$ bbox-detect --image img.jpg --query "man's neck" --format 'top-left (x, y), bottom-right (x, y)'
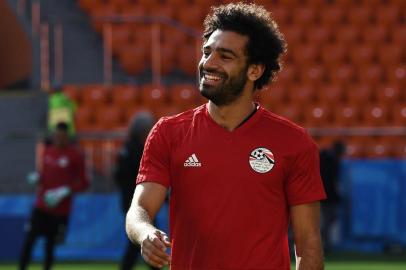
top-left (207, 96), bottom-right (256, 132)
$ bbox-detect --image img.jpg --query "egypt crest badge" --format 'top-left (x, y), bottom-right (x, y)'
top-left (249, 147), bottom-right (275, 173)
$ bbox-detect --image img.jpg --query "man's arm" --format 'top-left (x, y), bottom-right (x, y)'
top-left (126, 182), bottom-right (171, 268)
top-left (290, 201), bottom-right (324, 270)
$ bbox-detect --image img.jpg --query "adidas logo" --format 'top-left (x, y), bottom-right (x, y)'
top-left (184, 154), bottom-right (202, 167)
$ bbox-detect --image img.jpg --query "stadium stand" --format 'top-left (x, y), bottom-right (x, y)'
top-left (59, 0), bottom-right (406, 174)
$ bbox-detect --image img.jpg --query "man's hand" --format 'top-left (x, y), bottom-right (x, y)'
top-left (140, 230), bottom-right (171, 268)
top-left (44, 186), bottom-right (71, 208)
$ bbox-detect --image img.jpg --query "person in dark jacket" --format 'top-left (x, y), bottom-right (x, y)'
top-left (320, 140), bottom-right (346, 253)
top-left (114, 111), bottom-right (159, 270)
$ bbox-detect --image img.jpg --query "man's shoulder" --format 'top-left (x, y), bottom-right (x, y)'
top-left (259, 107), bottom-right (317, 154)
top-left (157, 104), bottom-right (206, 129)
top-left (260, 107), bottom-right (308, 137)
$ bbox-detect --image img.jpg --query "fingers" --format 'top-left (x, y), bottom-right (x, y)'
top-left (141, 231), bottom-right (171, 268)
top-left (157, 231), bottom-right (172, 247)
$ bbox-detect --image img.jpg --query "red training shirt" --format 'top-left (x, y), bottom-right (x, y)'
top-left (35, 144), bottom-right (89, 216)
top-left (137, 104), bottom-right (326, 270)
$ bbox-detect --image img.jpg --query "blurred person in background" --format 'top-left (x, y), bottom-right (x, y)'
top-left (320, 140), bottom-right (346, 253)
top-left (47, 86), bottom-right (76, 139)
top-left (126, 3), bottom-right (325, 270)
top-left (114, 111), bottom-right (159, 270)
top-left (19, 122), bottom-right (89, 270)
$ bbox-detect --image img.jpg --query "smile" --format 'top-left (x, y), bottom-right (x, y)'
top-left (203, 72), bottom-right (223, 82)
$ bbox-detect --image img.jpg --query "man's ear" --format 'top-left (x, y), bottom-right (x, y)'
top-left (247, 64), bottom-right (265, 82)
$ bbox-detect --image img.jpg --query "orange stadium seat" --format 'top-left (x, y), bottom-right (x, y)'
top-left (153, 103), bottom-right (183, 119)
top-left (160, 42), bottom-right (176, 75)
top-left (282, 25), bottom-right (303, 45)
top-left (176, 5), bottom-right (204, 30)
top-left (259, 83), bottom-right (288, 109)
top-left (305, 25), bottom-right (331, 45)
top-left (346, 6), bottom-right (373, 26)
top-left (299, 64), bottom-right (325, 85)
top-left (194, 0), bottom-right (218, 7)
top-left (328, 64), bottom-right (355, 85)
top-left (81, 85), bottom-right (110, 108)
top-left (78, 0), bottom-right (100, 13)
top-left (375, 5), bottom-right (401, 27)
top-left (118, 43), bottom-right (149, 75)
top-left (166, 0), bottom-right (189, 5)
top-left (288, 84), bottom-right (316, 106)
top-left (361, 25), bottom-right (389, 43)
top-left (75, 106), bottom-right (97, 131)
top-left (303, 103), bottom-right (332, 127)
top-left (133, 25), bottom-right (152, 45)
top-left (319, 6), bottom-right (344, 27)
top-left (304, 0), bottom-right (325, 8)
top-left (364, 137), bottom-right (393, 158)
top-left (118, 4), bottom-right (147, 17)
top-left (349, 44), bottom-right (376, 67)
top-left (124, 105), bottom-right (152, 124)
top-left (90, 3), bottom-right (119, 33)
top-left (111, 84), bottom-right (139, 107)
top-left (63, 85), bottom-right (81, 104)
top-left (291, 6), bottom-right (318, 26)
top-left (345, 137), bottom-right (367, 158)
top-left (346, 83), bottom-right (374, 105)
top-left (359, 0), bottom-right (382, 6)
top-left (391, 103), bottom-right (406, 126)
top-left (386, 65), bottom-right (406, 84)
top-left (161, 25), bottom-right (188, 45)
top-left (140, 84), bottom-right (167, 108)
top-left (393, 137), bottom-right (406, 158)
top-left (334, 25), bottom-right (361, 44)
top-left (169, 83), bottom-right (199, 110)
top-left (94, 105), bottom-right (125, 130)
top-left (375, 84), bottom-right (402, 106)
top-left (109, 0), bottom-right (130, 6)
top-left (270, 6), bottom-right (290, 25)
top-left (321, 44), bottom-right (347, 67)
top-left (332, 104), bottom-right (361, 127)
top-left (388, 0), bottom-right (406, 8)
top-left (276, 103), bottom-right (303, 124)
top-left (277, 64), bottom-right (298, 84)
top-left (357, 65), bottom-right (384, 85)
top-left (361, 104), bottom-right (390, 126)
top-left (332, 0), bottom-right (353, 8)
top-left (111, 24), bottom-right (133, 55)
top-left (391, 26), bottom-right (406, 44)
top-left (292, 44), bottom-right (319, 65)
top-left (149, 4), bottom-right (175, 19)
top-left (137, 0), bottom-right (160, 9)
top-left (378, 44), bottom-right (403, 66)
top-left (177, 43), bottom-right (199, 77)
top-left (317, 83), bottom-right (344, 106)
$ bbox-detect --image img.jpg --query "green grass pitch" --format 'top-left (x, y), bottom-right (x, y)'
top-left (2, 254), bottom-right (406, 270)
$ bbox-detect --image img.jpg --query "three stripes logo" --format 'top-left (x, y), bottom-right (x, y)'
top-left (184, 154), bottom-right (201, 167)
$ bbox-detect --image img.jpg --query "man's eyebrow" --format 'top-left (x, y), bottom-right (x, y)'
top-left (202, 45), bottom-right (239, 58)
top-left (216, 47), bottom-right (239, 58)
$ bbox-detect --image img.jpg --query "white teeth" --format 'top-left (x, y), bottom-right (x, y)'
top-left (204, 74), bottom-right (221, 81)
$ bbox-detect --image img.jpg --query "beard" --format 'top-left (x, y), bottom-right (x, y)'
top-left (198, 65), bottom-right (248, 106)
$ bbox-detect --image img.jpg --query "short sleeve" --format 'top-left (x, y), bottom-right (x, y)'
top-left (285, 137), bottom-right (326, 205)
top-left (136, 118), bottom-right (171, 188)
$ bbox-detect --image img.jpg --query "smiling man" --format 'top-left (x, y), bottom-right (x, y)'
top-left (126, 3), bottom-right (326, 270)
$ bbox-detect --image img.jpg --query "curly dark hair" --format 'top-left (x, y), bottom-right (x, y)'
top-left (203, 2), bottom-right (287, 90)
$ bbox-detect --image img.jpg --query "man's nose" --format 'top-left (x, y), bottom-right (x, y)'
top-left (202, 53), bottom-right (219, 71)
